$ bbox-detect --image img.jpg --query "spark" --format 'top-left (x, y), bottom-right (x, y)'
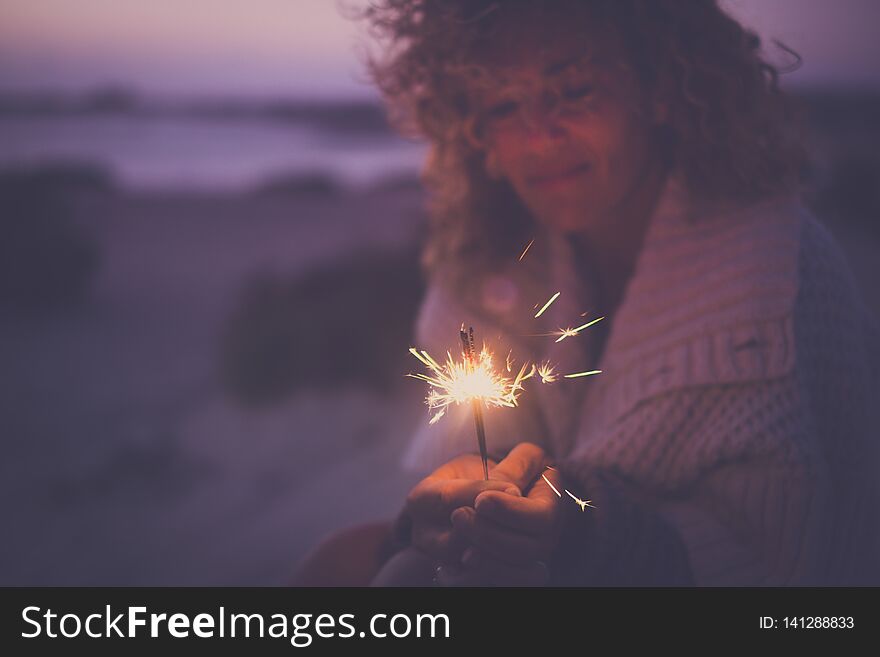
top-left (542, 473), bottom-right (562, 498)
top-left (537, 362), bottom-right (557, 384)
top-left (563, 370), bottom-right (602, 378)
top-left (573, 317), bottom-right (605, 332)
top-left (518, 238), bottom-right (535, 262)
top-left (534, 292), bottom-right (561, 318)
top-left (553, 316), bottom-right (605, 342)
top-left (565, 489), bottom-right (596, 511)
top-left (544, 469), bottom-right (596, 512)
top-left (553, 327), bottom-right (580, 343)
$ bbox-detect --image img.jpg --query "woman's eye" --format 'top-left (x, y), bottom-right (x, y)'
top-left (562, 84), bottom-right (593, 101)
top-left (486, 100), bottom-right (519, 119)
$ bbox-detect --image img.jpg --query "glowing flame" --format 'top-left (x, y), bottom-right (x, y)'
top-left (408, 346), bottom-right (536, 418)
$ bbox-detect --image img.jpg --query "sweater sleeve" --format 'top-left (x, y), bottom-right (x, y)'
top-left (552, 374), bottom-right (841, 586)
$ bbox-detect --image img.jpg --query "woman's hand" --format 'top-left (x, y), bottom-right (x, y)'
top-left (405, 453), bottom-right (520, 564)
top-left (436, 443), bottom-right (565, 586)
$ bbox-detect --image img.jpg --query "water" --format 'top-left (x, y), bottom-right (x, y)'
top-left (0, 114), bottom-right (427, 192)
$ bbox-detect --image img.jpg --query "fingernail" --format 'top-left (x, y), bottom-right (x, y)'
top-left (504, 486), bottom-right (521, 497)
top-left (437, 563), bottom-right (460, 582)
top-left (474, 495), bottom-right (493, 513)
top-left (451, 507), bottom-right (470, 527)
top-left (461, 547), bottom-right (477, 566)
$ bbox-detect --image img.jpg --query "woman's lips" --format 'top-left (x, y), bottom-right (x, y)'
top-left (526, 163), bottom-right (591, 189)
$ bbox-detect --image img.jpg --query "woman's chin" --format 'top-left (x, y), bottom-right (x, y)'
top-left (533, 208), bottom-right (602, 235)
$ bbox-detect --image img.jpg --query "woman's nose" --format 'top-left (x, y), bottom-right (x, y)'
top-left (520, 94), bottom-right (566, 139)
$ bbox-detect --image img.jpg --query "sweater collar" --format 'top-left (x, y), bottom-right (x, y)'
top-left (531, 172), bottom-right (803, 449)
top-left (603, 172), bottom-right (801, 362)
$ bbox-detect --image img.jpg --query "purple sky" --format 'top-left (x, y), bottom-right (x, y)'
top-left (0, 0), bottom-right (878, 99)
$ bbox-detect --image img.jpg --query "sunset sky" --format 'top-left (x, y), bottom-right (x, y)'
top-left (0, 0), bottom-right (878, 99)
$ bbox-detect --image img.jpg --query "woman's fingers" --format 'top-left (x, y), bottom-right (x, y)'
top-left (407, 477), bottom-right (518, 520)
top-left (489, 442), bottom-right (548, 491)
top-left (435, 549), bottom-right (549, 587)
top-left (404, 453), bottom-right (536, 565)
top-left (407, 477), bottom-right (520, 562)
top-left (433, 453), bottom-right (498, 480)
top-left (473, 465), bottom-right (562, 534)
top-left (411, 523), bottom-right (469, 563)
top-left (450, 506), bottom-right (552, 565)
top-left (473, 488), bottom-right (556, 535)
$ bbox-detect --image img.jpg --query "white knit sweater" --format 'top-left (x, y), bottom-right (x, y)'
top-left (403, 173), bottom-right (880, 586)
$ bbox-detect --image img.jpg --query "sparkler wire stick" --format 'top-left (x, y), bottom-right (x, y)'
top-left (460, 326), bottom-right (490, 480)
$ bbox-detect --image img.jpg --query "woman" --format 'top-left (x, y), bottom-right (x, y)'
top-left (295, 0), bottom-right (880, 586)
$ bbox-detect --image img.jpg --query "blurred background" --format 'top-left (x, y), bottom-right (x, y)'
top-left (0, 0), bottom-right (878, 584)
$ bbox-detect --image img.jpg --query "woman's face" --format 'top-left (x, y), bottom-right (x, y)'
top-left (472, 27), bottom-right (666, 234)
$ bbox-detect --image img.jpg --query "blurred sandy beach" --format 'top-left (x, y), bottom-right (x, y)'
top-left (0, 124), bottom-right (429, 583)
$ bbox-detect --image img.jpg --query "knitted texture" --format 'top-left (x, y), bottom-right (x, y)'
top-left (403, 173), bottom-right (880, 585)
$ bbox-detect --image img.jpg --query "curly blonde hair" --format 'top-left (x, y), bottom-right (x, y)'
top-left (359, 0), bottom-right (806, 275)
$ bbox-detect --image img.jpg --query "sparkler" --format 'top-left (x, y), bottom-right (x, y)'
top-left (407, 237), bottom-right (606, 502)
top-left (407, 329), bottom-right (537, 480)
top-left (461, 326), bottom-right (490, 480)
top-left (408, 334), bottom-right (601, 506)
